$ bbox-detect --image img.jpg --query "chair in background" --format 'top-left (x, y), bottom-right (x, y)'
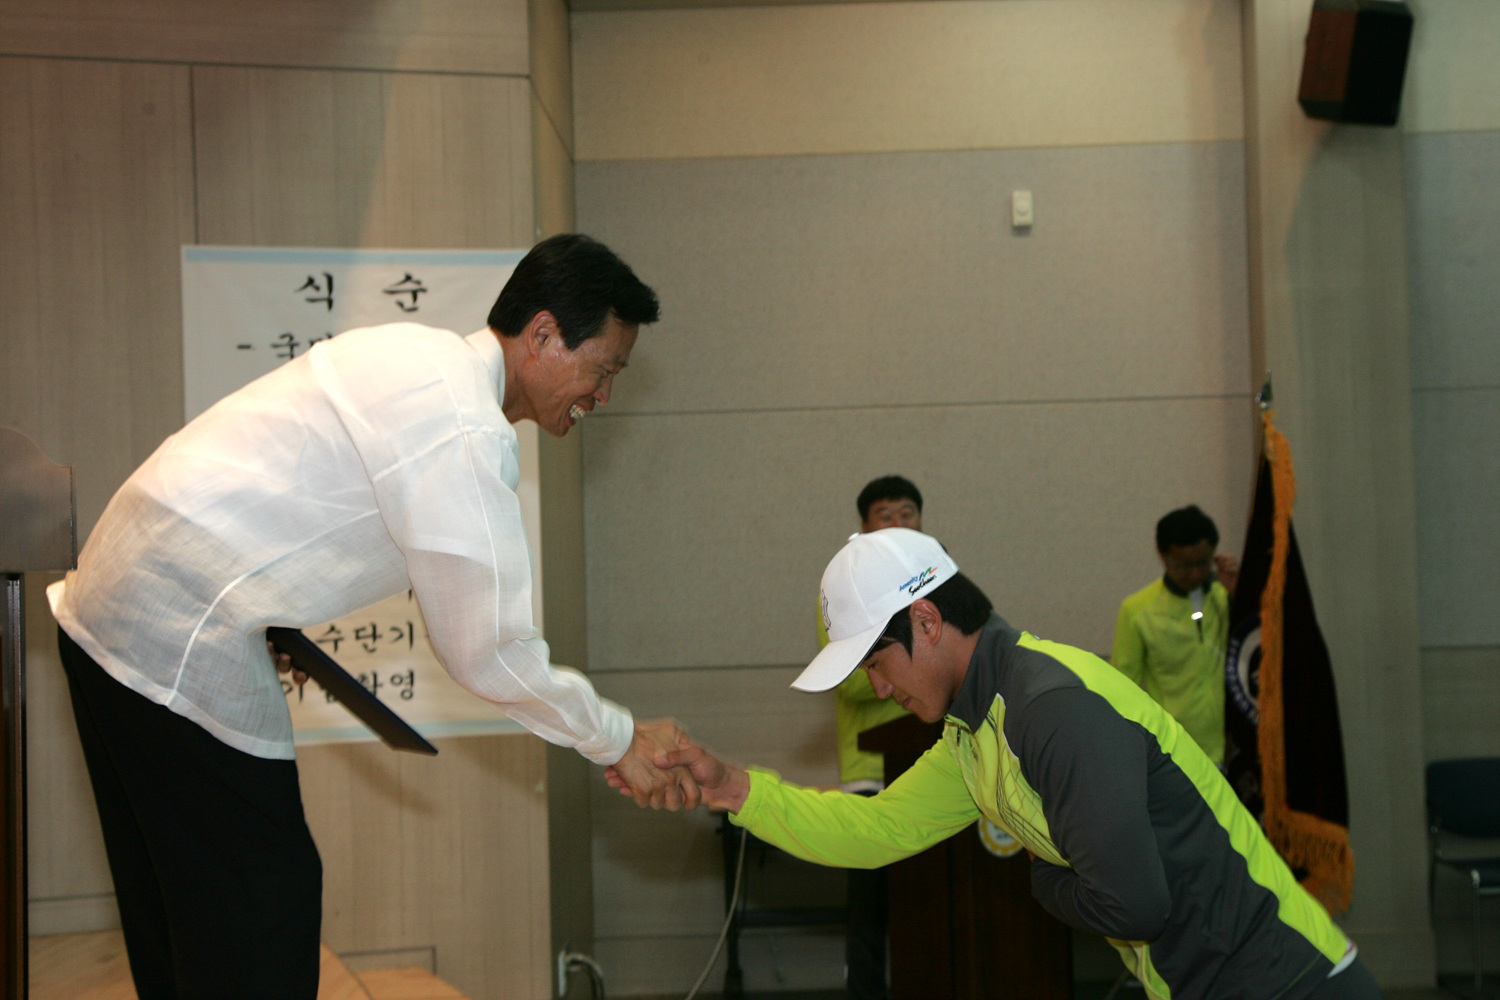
top-left (1427, 757), bottom-right (1500, 998)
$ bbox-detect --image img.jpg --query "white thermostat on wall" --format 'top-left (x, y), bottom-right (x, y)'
top-left (1012, 189), bottom-right (1034, 229)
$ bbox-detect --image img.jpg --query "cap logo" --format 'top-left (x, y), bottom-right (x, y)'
top-left (820, 591), bottom-right (832, 632)
top-left (901, 566), bottom-right (939, 597)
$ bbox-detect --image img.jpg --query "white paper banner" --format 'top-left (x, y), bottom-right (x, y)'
top-left (182, 246), bottom-right (536, 744)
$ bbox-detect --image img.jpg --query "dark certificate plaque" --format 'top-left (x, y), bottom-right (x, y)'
top-left (267, 626), bottom-right (438, 756)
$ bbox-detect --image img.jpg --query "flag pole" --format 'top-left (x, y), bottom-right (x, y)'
top-left (1252, 384), bottom-right (1355, 915)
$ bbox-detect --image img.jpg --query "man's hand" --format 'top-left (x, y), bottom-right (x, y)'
top-left (607, 720), bottom-right (702, 811)
top-left (267, 640), bottom-right (308, 686)
top-left (636, 738), bottom-right (752, 813)
top-left (1214, 553), bottom-right (1240, 600)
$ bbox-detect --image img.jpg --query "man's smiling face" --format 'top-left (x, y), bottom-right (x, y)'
top-left (524, 314), bottom-right (637, 436)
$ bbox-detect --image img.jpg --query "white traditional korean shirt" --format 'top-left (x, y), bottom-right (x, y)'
top-left (49, 323), bottom-right (633, 762)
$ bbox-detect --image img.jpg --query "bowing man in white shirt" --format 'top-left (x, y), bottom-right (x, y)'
top-left (47, 233), bottom-right (692, 1000)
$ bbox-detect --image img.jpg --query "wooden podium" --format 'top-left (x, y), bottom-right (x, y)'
top-left (861, 715), bottom-right (1072, 1000)
top-left (1, 428), bottom-right (77, 1000)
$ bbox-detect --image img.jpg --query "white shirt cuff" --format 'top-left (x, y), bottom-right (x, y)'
top-left (575, 699), bottom-right (634, 765)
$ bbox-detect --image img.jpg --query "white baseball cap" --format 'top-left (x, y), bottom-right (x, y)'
top-left (793, 528), bottom-right (959, 692)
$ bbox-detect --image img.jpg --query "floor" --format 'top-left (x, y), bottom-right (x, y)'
top-left (32, 929), bottom-right (1484, 1000)
top-left (639, 987), bottom-right (1466, 1000)
top-left (29, 929), bottom-right (469, 1000)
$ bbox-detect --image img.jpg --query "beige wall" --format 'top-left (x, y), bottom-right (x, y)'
top-left (1402, 0), bottom-right (1500, 135)
top-left (573, 0), bottom-right (1263, 993)
top-left (1401, 0), bottom-right (1500, 975)
top-left (575, 0), bottom-right (1243, 159)
top-left (1, 2), bottom-right (580, 998)
top-left (574, 0), bottom-right (1476, 991)
top-left (1403, 0), bottom-right (1500, 768)
top-left (1241, 0), bottom-right (1429, 985)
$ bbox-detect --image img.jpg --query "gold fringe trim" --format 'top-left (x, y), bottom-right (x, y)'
top-left (1257, 414), bottom-right (1355, 915)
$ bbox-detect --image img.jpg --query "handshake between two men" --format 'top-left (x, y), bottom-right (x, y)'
top-left (607, 723), bottom-right (746, 812)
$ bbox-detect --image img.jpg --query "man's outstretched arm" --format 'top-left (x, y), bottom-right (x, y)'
top-left (612, 737), bottom-right (978, 872)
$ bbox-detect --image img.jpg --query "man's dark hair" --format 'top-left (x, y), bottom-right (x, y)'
top-left (856, 475), bottom-right (924, 522)
top-left (488, 233), bottom-right (660, 349)
top-left (873, 572), bottom-right (992, 656)
top-left (1156, 505), bottom-right (1219, 553)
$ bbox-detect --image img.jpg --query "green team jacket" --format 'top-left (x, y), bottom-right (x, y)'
top-left (1111, 577), bottom-right (1229, 764)
top-left (732, 613), bottom-right (1351, 1000)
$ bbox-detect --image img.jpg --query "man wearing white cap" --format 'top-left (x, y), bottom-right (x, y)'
top-left (627, 528), bottom-right (1381, 1000)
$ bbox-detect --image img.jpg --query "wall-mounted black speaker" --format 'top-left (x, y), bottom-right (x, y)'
top-left (1298, 0), bottom-right (1413, 126)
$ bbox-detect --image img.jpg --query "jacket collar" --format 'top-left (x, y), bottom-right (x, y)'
top-left (947, 611), bottom-right (1019, 731)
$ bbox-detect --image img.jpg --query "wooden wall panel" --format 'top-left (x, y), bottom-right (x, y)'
top-left (22, 579), bottom-right (118, 935)
top-left (533, 92), bottom-right (577, 245)
top-left (0, 56), bottom-right (196, 530)
top-left (529, 0), bottom-right (574, 161)
top-left (194, 66), bottom-right (533, 251)
top-left (1, 55), bottom-right (196, 932)
top-left (0, 0), bottom-right (528, 77)
top-left (300, 735), bottom-right (552, 1000)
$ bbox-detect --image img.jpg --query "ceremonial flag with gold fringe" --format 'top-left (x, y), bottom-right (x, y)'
top-left (1223, 409), bottom-right (1354, 914)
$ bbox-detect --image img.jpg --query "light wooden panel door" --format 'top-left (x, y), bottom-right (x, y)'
top-left (1, 55), bottom-right (196, 934)
top-left (0, 0), bottom-right (529, 77)
top-left (0, 55), bottom-right (196, 527)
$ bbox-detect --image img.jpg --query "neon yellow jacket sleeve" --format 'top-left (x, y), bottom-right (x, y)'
top-left (731, 740), bottom-right (980, 869)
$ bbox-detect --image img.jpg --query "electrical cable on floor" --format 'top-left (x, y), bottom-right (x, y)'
top-left (683, 823), bottom-right (748, 1000)
top-left (565, 951), bottom-right (607, 1000)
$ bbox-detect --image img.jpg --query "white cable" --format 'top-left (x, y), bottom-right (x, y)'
top-left (684, 823), bottom-right (749, 1000)
top-left (562, 951), bottom-right (606, 1000)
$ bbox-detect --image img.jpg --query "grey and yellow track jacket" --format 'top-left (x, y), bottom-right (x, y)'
top-left (731, 614), bottom-right (1353, 1000)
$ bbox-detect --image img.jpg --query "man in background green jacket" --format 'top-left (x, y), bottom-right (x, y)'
top-left (1111, 505), bottom-right (1238, 765)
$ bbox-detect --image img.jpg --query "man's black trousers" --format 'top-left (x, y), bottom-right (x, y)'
top-left (58, 627), bottom-right (322, 1000)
